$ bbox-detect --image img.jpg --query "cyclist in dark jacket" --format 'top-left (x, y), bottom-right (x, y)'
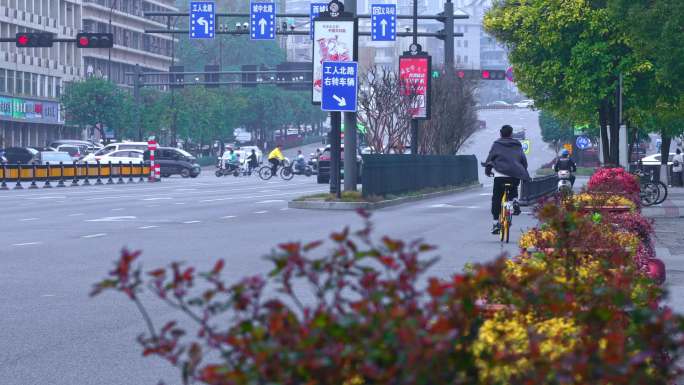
top-left (484, 125), bottom-right (531, 235)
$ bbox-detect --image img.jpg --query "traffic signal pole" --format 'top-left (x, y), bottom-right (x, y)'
top-left (410, 0), bottom-right (420, 155)
top-left (343, 0), bottom-right (358, 192)
top-left (443, 0), bottom-right (455, 73)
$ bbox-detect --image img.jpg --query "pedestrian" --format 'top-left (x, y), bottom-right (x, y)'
top-left (673, 149), bottom-right (683, 187)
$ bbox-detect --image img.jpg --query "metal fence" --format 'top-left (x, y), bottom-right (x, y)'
top-left (519, 175), bottom-right (558, 206)
top-left (0, 162), bottom-right (152, 189)
top-left (361, 154), bottom-right (479, 198)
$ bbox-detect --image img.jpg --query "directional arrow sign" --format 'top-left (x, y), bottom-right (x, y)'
top-left (321, 61), bottom-right (358, 112)
top-left (371, 4), bottom-right (396, 42)
top-left (189, 2), bottom-right (215, 39)
top-left (250, 2), bottom-right (276, 40)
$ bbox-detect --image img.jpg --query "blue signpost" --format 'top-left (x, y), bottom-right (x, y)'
top-left (371, 4), bottom-right (396, 41)
top-left (576, 135), bottom-right (592, 150)
top-left (321, 61), bottom-right (358, 112)
top-left (189, 1), bottom-right (215, 39)
top-left (250, 2), bottom-right (276, 40)
top-left (310, 3), bottom-right (327, 39)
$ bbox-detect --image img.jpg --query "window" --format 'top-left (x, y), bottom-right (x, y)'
top-left (15, 71), bottom-right (23, 94)
top-left (24, 72), bottom-right (31, 95)
top-left (464, 55), bottom-right (468, 63)
top-left (31, 73), bottom-right (37, 97)
top-left (464, 40), bottom-right (468, 48)
top-left (0, 69), bottom-right (5, 93)
top-left (456, 55), bottom-right (461, 64)
top-left (7, 70), bottom-right (14, 94)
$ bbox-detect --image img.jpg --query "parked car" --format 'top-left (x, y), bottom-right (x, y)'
top-left (144, 147), bottom-right (201, 178)
top-left (93, 149), bottom-right (145, 165)
top-left (640, 153), bottom-right (675, 166)
top-left (48, 139), bottom-right (102, 154)
top-left (514, 99), bottom-right (534, 108)
top-left (485, 100), bottom-right (511, 108)
top-left (3, 147), bottom-right (39, 164)
top-left (81, 141), bottom-right (149, 163)
top-left (53, 144), bottom-right (84, 161)
top-left (37, 151), bottom-right (73, 165)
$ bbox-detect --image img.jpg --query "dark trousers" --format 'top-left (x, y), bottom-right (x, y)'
top-left (269, 158), bottom-right (279, 175)
top-left (492, 177), bottom-right (520, 220)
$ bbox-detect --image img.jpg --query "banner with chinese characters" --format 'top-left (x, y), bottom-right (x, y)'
top-left (0, 95), bottom-right (61, 123)
top-left (399, 55), bottom-right (432, 119)
top-left (312, 18), bottom-right (356, 104)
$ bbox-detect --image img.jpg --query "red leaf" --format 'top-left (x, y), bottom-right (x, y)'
top-left (148, 268), bottom-right (165, 278)
top-left (211, 259), bottom-right (224, 275)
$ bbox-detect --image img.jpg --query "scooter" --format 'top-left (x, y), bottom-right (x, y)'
top-left (557, 170), bottom-right (573, 195)
top-left (215, 158), bottom-right (241, 177)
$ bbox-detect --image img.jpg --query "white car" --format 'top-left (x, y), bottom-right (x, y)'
top-left (84, 149), bottom-right (145, 165)
top-left (486, 100), bottom-right (511, 108)
top-left (514, 99), bottom-right (534, 108)
top-left (82, 141), bottom-right (149, 162)
top-left (640, 153), bottom-right (675, 166)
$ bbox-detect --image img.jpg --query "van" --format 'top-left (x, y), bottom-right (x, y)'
top-left (81, 142), bottom-right (148, 162)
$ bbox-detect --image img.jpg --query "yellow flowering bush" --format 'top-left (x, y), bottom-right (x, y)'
top-left (573, 193), bottom-right (636, 211)
top-left (473, 312), bottom-right (579, 384)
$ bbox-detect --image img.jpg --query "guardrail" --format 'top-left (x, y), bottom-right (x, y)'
top-left (0, 161), bottom-right (152, 190)
top-left (519, 174), bottom-right (558, 206)
top-left (361, 154), bottom-right (479, 198)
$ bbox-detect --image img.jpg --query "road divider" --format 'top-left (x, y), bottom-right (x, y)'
top-left (0, 162), bottom-right (153, 190)
top-left (519, 174), bottom-right (558, 206)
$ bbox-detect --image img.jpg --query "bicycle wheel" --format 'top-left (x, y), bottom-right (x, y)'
top-left (654, 181), bottom-right (668, 205)
top-left (258, 166), bottom-right (273, 180)
top-left (280, 166), bottom-right (294, 181)
top-left (640, 182), bottom-right (658, 206)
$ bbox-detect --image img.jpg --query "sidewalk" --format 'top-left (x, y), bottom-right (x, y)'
top-left (643, 187), bottom-right (684, 312)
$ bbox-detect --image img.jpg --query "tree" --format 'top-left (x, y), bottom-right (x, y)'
top-left (60, 78), bottom-right (131, 140)
top-left (484, 0), bottom-right (641, 165)
top-left (419, 71), bottom-right (480, 155)
top-left (539, 110), bottom-right (574, 155)
top-left (358, 67), bottom-right (417, 154)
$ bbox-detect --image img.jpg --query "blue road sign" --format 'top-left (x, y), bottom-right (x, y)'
top-left (371, 4), bottom-right (396, 41)
top-left (310, 3), bottom-right (327, 39)
top-left (576, 135), bottom-right (592, 150)
top-left (250, 2), bottom-right (276, 40)
top-left (321, 61), bottom-right (358, 112)
top-left (189, 1), bottom-right (215, 39)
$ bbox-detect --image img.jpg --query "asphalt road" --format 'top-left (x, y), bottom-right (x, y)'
top-left (0, 108), bottom-right (547, 385)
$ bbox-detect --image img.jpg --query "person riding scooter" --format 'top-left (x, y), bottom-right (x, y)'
top-left (295, 150), bottom-right (307, 173)
top-left (554, 149), bottom-right (577, 186)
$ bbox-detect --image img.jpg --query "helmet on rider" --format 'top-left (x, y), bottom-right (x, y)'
top-left (561, 149), bottom-right (570, 157)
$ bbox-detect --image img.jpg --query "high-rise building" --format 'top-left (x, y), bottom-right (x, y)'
top-left (81, 0), bottom-right (177, 85)
top-left (0, 0), bottom-right (83, 147)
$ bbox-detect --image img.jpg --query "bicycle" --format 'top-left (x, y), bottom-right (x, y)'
top-left (632, 168), bottom-right (668, 206)
top-left (499, 183), bottom-right (514, 243)
top-left (258, 164), bottom-right (275, 180)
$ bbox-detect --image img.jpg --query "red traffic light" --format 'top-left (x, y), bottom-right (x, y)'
top-left (17, 34), bottom-right (29, 46)
top-left (481, 70), bottom-right (490, 79)
top-left (78, 36), bottom-right (90, 47)
top-left (457, 70), bottom-right (465, 79)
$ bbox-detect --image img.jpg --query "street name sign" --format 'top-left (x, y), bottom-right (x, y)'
top-left (310, 3), bottom-right (328, 39)
top-left (371, 4), bottom-right (396, 41)
top-left (250, 2), bottom-right (276, 40)
top-left (189, 1), bottom-right (215, 39)
top-left (312, 17), bottom-right (357, 104)
top-left (321, 61), bottom-right (358, 112)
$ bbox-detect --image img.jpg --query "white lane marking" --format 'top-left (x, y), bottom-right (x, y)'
top-left (85, 197), bottom-right (107, 201)
top-left (81, 233), bottom-right (106, 239)
top-left (138, 225), bottom-right (159, 229)
top-left (69, 213), bottom-right (84, 217)
top-left (12, 242), bottom-right (42, 247)
top-left (479, 193), bottom-right (493, 196)
top-left (200, 197), bottom-right (232, 203)
top-left (142, 197), bottom-right (172, 201)
top-left (254, 210), bottom-right (268, 214)
top-left (257, 199), bottom-right (285, 204)
top-left (25, 195), bottom-right (66, 200)
top-left (174, 202), bottom-right (186, 205)
top-left (429, 204), bottom-right (480, 209)
top-left (221, 215), bottom-right (236, 219)
top-left (280, 207), bottom-right (289, 211)
top-left (183, 220), bottom-right (201, 224)
top-left (86, 216), bottom-right (136, 222)
top-left (41, 294), bottom-right (56, 297)
top-left (20, 218), bottom-right (39, 221)
top-left (111, 208), bottom-right (124, 211)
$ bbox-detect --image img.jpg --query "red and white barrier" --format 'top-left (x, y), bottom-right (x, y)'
top-left (148, 139), bottom-right (158, 182)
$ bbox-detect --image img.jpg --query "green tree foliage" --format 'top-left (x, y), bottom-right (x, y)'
top-left (539, 110), bottom-right (574, 155)
top-left (60, 78), bottom-right (132, 139)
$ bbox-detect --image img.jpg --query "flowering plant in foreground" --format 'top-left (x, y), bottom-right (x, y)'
top-left (587, 167), bottom-right (641, 205)
top-left (93, 206), bottom-right (684, 385)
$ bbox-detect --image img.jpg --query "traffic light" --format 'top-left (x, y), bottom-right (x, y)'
top-left (204, 65), bottom-right (219, 88)
top-left (241, 65), bottom-right (257, 88)
top-left (455, 69), bottom-right (507, 80)
top-left (169, 65), bottom-right (184, 89)
top-left (276, 62), bottom-right (310, 90)
top-left (76, 33), bottom-right (114, 48)
top-left (15, 32), bottom-right (54, 48)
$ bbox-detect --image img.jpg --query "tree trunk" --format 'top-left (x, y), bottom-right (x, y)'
top-left (608, 98), bottom-right (620, 166)
top-left (599, 102), bottom-right (610, 166)
top-left (660, 131), bottom-right (671, 166)
top-left (627, 122), bottom-right (637, 164)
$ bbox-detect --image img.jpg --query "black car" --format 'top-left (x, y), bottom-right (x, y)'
top-left (144, 147), bottom-right (201, 178)
top-left (3, 147), bottom-right (39, 164)
top-left (316, 147), bottom-right (362, 184)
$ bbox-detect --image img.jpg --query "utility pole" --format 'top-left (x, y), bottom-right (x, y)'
top-left (133, 64), bottom-right (142, 141)
top-left (443, 0), bottom-right (454, 73)
top-left (343, 0), bottom-right (358, 192)
top-left (410, 0), bottom-right (419, 155)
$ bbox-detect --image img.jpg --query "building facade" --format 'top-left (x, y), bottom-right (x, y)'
top-left (0, 0), bottom-right (83, 147)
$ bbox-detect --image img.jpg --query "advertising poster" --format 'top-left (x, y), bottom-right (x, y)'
top-left (399, 56), bottom-right (431, 119)
top-left (312, 19), bottom-right (355, 104)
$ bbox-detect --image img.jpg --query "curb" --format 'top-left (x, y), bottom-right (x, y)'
top-left (288, 183), bottom-right (483, 211)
